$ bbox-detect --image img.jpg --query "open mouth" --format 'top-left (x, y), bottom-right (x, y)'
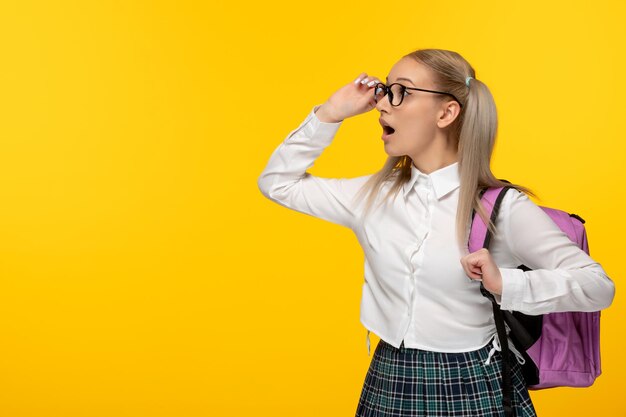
top-left (380, 118), bottom-right (396, 137)
top-left (380, 118), bottom-right (396, 141)
top-left (383, 125), bottom-right (396, 135)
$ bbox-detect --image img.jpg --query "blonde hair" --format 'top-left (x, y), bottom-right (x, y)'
top-left (353, 48), bottom-right (537, 249)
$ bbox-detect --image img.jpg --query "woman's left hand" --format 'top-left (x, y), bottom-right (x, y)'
top-left (460, 248), bottom-right (503, 295)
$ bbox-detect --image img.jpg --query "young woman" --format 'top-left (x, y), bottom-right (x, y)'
top-left (257, 48), bottom-right (615, 417)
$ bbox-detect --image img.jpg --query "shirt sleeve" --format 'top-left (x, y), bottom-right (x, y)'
top-left (257, 104), bottom-right (370, 230)
top-left (494, 189), bottom-right (615, 314)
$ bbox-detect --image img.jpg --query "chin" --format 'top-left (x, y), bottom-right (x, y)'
top-left (383, 144), bottom-right (404, 157)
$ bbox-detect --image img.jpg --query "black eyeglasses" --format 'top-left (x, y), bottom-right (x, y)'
top-left (374, 83), bottom-right (463, 108)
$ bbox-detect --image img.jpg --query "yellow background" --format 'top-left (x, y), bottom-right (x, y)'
top-left (0, 1), bottom-right (624, 416)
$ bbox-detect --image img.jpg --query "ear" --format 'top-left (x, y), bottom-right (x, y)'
top-left (436, 100), bottom-right (462, 129)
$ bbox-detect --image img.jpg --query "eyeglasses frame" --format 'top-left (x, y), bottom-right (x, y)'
top-left (374, 82), bottom-right (463, 109)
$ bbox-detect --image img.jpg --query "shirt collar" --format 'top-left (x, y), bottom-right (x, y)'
top-left (402, 161), bottom-right (461, 200)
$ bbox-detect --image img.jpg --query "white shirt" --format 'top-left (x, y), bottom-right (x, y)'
top-left (258, 104), bottom-right (615, 356)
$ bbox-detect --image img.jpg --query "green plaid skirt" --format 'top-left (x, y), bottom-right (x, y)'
top-left (355, 337), bottom-right (537, 417)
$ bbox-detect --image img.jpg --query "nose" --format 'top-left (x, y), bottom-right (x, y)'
top-left (375, 90), bottom-right (391, 113)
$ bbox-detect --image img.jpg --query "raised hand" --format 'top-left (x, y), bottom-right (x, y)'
top-left (315, 72), bottom-right (382, 123)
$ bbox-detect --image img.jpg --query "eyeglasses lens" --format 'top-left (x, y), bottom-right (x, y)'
top-left (374, 84), bottom-right (405, 106)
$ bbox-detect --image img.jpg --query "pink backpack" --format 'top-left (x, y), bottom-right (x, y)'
top-left (469, 185), bottom-right (601, 417)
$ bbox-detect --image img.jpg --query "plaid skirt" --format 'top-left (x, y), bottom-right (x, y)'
top-left (355, 337), bottom-right (537, 417)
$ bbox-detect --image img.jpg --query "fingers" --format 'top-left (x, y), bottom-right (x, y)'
top-left (354, 73), bottom-right (381, 88)
top-left (460, 248), bottom-right (503, 294)
top-left (354, 72), bottom-right (367, 84)
top-left (464, 265), bottom-right (483, 281)
top-left (460, 248), bottom-right (488, 280)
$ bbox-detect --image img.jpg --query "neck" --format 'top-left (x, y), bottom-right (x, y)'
top-left (411, 136), bottom-right (459, 174)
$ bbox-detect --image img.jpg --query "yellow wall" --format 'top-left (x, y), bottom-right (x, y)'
top-left (0, 1), bottom-right (624, 416)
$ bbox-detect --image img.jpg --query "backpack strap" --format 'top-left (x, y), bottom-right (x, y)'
top-left (469, 185), bottom-right (515, 417)
top-left (468, 186), bottom-right (509, 253)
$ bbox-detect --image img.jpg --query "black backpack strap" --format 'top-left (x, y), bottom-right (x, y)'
top-left (477, 185), bottom-right (515, 417)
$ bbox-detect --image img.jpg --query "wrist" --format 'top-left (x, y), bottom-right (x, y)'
top-left (315, 103), bottom-right (343, 123)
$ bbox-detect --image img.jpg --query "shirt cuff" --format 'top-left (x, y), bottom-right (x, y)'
top-left (498, 267), bottom-right (527, 311)
top-left (307, 104), bottom-right (343, 138)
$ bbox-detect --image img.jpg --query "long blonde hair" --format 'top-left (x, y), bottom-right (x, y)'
top-left (353, 48), bottom-right (537, 249)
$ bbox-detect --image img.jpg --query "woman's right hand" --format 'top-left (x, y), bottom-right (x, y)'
top-left (315, 72), bottom-right (382, 123)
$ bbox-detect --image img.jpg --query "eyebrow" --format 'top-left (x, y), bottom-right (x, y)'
top-left (386, 76), bottom-right (416, 86)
